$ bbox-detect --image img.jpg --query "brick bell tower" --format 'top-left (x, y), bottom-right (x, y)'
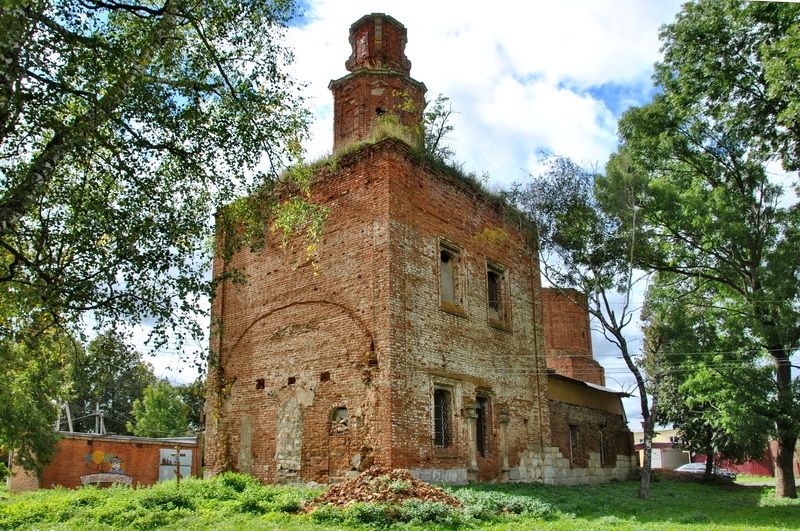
top-left (329, 13), bottom-right (427, 151)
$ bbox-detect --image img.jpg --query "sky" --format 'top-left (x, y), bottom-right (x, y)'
top-left (147, 0), bottom-right (693, 429)
top-left (296, 0), bottom-right (690, 430)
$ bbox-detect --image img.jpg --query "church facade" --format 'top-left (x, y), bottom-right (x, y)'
top-left (203, 13), bottom-right (635, 485)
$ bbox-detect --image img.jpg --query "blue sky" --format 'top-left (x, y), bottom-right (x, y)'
top-left (285, 0), bottom-right (687, 429)
top-left (147, 0), bottom-right (690, 428)
top-left (286, 0), bottom-right (686, 187)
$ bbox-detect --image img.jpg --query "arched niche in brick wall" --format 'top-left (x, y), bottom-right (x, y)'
top-left (228, 300), bottom-right (377, 369)
top-left (218, 300), bottom-right (380, 482)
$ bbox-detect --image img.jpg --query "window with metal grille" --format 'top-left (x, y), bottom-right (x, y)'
top-left (476, 396), bottom-right (489, 457)
top-left (487, 271), bottom-right (501, 313)
top-left (433, 389), bottom-right (452, 448)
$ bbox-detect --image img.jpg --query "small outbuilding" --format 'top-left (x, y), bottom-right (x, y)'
top-left (7, 432), bottom-right (199, 492)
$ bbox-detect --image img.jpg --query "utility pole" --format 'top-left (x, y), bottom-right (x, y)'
top-left (54, 401), bottom-right (74, 432)
top-left (94, 402), bottom-right (106, 435)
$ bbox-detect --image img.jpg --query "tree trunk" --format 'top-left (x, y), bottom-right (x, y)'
top-left (768, 344), bottom-right (796, 498)
top-left (613, 330), bottom-right (658, 500)
top-left (703, 450), bottom-right (714, 479)
top-left (752, 291), bottom-right (797, 499)
top-left (704, 437), bottom-right (714, 479)
top-left (774, 355), bottom-right (797, 498)
top-left (640, 415), bottom-right (654, 500)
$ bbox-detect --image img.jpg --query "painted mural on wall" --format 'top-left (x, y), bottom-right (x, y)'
top-left (80, 450), bottom-right (133, 486)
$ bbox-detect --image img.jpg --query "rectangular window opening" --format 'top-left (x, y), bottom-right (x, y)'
top-left (433, 388), bottom-right (452, 448)
top-left (600, 431), bottom-right (608, 466)
top-left (439, 241), bottom-right (463, 314)
top-left (486, 261), bottom-right (509, 326)
top-left (476, 396), bottom-right (489, 457)
top-left (569, 425), bottom-right (579, 462)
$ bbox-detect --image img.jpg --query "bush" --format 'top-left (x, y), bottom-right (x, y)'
top-left (310, 503), bottom-right (347, 524)
top-left (397, 499), bottom-right (465, 526)
top-left (138, 485), bottom-right (194, 510)
top-left (312, 499), bottom-right (467, 527)
top-left (453, 489), bottom-right (554, 521)
top-left (343, 501), bottom-right (393, 526)
top-left (216, 471), bottom-right (261, 493)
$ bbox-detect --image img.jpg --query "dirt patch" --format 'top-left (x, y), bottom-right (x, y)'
top-left (309, 466), bottom-right (462, 508)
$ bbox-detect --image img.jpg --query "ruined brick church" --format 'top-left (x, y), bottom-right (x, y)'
top-left (204, 14), bottom-right (636, 485)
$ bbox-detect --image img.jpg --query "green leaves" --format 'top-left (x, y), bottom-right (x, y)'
top-left (606, 0), bottom-right (800, 497)
top-left (643, 274), bottom-right (773, 464)
top-left (0, 319), bottom-right (72, 473)
top-left (68, 330), bottom-right (156, 435)
top-left (127, 380), bottom-right (189, 438)
top-left (0, 0), bottom-right (311, 350)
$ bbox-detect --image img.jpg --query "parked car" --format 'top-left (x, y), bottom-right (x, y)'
top-left (675, 462), bottom-right (737, 480)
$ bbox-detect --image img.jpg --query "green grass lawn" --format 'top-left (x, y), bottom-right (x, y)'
top-left (736, 474), bottom-right (777, 485)
top-left (1, 472), bottom-right (799, 530)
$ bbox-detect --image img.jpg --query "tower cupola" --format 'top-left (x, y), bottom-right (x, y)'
top-left (329, 13), bottom-right (426, 151)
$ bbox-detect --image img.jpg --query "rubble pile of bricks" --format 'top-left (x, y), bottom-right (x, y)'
top-left (310, 466), bottom-right (462, 507)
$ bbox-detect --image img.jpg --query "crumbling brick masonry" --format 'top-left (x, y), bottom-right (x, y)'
top-left (203, 13), bottom-right (635, 485)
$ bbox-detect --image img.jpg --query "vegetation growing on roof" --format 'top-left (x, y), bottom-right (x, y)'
top-left (306, 114), bottom-right (509, 210)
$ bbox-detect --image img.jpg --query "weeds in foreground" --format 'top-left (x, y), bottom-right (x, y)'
top-left (2, 474), bottom-right (799, 530)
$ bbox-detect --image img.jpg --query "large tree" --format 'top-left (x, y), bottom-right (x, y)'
top-left (127, 380), bottom-right (189, 437)
top-left (68, 330), bottom-right (156, 434)
top-left (0, 318), bottom-right (73, 471)
top-left (642, 274), bottom-right (772, 477)
top-left (176, 375), bottom-right (206, 433)
top-left (511, 155), bottom-right (661, 500)
top-left (602, 0), bottom-right (800, 497)
top-left (0, 0), bottom-right (310, 350)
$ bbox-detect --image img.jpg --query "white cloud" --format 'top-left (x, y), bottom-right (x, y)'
top-left (149, 2), bottom-right (689, 400)
top-left (288, 0), bottom-right (684, 182)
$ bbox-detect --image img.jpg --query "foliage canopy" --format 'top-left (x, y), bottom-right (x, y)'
top-left (0, 0), bottom-right (310, 351)
top-left (68, 330), bottom-right (156, 435)
top-left (602, 0), bottom-right (800, 497)
top-left (127, 380), bottom-right (189, 438)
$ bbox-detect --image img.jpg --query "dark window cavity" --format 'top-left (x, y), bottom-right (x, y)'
top-left (600, 431), bottom-right (609, 466)
top-left (331, 407), bottom-right (349, 434)
top-left (486, 261), bottom-right (509, 324)
top-left (569, 425), bottom-right (579, 461)
top-left (433, 388), bottom-right (452, 448)
top-left (476, 396), bottom-right (489, 457)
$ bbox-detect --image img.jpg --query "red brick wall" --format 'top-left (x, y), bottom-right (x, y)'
top-left (35, 435), bottom-right (199, 489)
top-left (330, 13), bottom-right (425, 151)
top-left (385, 142), bottom-right (550, 480)
top-left (330, 72), bottom-right (425, 151)
top-left (541, 288), bottom-right (591, 356)
top-left (548, 400), bottom-right (632, 469)
top-left (541, 288), bottom-right (605, 385)
top-left (345, 14), bottom-right (411, 73)
top-left (205, 143), bottom-right (395, 483)
top-left (205, 12), bottom-right (634, 485)
top-left (205, 139), bottom-right (551, 483)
